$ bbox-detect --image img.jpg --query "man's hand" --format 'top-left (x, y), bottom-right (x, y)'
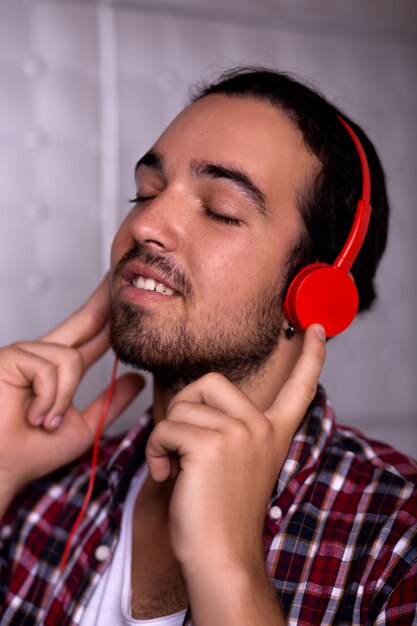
top-left (0, 276), bottom-right (144, 512)
top-left (145, 324), bottom-right (326, 625)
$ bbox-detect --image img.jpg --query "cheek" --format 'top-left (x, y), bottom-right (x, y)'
top-left (110, 218), bottom-right (133, 267)
top-left (196, 240), bottom-right (282, 305)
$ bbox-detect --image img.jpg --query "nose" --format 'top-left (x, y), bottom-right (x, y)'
top-left (129, 192), bottom-right (182, 254)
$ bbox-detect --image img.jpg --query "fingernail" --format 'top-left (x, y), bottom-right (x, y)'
top-left (50, 415), bottom-right (62, 429)
top-left (313, 325), bottom-right (326, 341)
top-left (33, 415), bottom-right (45, 426)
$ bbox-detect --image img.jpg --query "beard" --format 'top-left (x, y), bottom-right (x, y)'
top-left (110, 245), bottom-right (285, 393)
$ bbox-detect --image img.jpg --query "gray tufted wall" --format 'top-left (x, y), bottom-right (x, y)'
top-left (1, 0), bottom-right (416, 457)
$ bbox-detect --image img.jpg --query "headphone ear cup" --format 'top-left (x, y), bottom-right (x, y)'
top-left (283, 263), bottom-right (359, 338)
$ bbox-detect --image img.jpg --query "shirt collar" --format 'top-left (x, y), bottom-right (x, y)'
top-left (104, 411), bottom-right (153, 507)
top-left (269, 385), bottom-right (335, 512)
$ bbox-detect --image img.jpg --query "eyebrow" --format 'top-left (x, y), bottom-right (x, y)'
top-left (134, 151), bottom-right (268, 218)
top-left (190, 159), bottom-right (268, 218)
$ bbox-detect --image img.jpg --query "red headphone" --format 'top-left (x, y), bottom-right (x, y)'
top-left (283, 116), bottom-right (372, 338)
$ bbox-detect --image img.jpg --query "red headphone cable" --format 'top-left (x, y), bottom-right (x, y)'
top-left (60, 355), bottom-right (119, 574)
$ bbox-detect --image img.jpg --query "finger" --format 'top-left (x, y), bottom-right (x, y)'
top-left (265, 324), bottom-right (326, 434)
top-left (169, 372), bottom-right (255, 422)
top-left (30, 373), bottom-right (146, 471)
top-left (146, 421), bottom-right (212, 482)
top-left (14, 342), bottom-right (85, 429)
top-left (77, 323), bottom-right (110, 370)
top-left (45, 327), bottom-right (112, 422)
top-left (2, 346), bottom-right (59, 425)
top-left (40, 274), bottom-right (110, 348)
top-left (167, 399), bottom-right (253, 439)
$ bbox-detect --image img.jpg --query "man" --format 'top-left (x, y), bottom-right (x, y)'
top-left (0, 68), bottom-right (416, 625)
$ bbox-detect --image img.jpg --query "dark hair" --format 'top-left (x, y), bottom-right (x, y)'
top-left (190, 67), bottom-right (389, 313)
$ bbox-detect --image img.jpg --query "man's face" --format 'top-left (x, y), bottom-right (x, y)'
top-left (110, 94), bottom-right (316, 390)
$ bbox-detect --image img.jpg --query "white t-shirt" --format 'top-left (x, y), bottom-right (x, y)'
top-left (81, 464), bottom-right (187, 626)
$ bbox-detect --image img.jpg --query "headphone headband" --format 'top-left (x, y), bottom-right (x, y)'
top-left (335, 116), bottom-right (372, 273)
top-left (283, 115), bottom-right (373, 337)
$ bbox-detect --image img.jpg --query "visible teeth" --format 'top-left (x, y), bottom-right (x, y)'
top-left (145, 278), bottom-right (156, 291)
top-left (133, 275), bottom-right (175, 296)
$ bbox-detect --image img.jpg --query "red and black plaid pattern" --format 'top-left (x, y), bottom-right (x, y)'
top-left (1, 388), bottom-right (416, 625)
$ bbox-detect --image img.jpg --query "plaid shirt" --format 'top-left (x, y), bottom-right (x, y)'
top-left (1, 386), bottom-right (416, 625)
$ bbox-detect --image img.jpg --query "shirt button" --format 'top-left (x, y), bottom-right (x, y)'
top-left (269, 505), bottom-right (283, 520)
top-left (95, 544), bottom-right (111, 562)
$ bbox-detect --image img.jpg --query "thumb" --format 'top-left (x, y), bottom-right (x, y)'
top-left (265, 324), bottom-right (326, 438)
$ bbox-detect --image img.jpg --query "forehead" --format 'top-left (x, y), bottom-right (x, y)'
top-left (151, 94), bottom-right (318, 214)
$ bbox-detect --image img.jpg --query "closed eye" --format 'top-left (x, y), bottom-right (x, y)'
top-left (205, 208), bottom-right (242, 226)
top-left (128, 196), bottom-right (155, 204)
top-left (128, 198), bottom-right (242, 227)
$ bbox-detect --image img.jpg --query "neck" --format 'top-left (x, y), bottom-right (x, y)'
top-left (151, 331), bottom-right (304, 424)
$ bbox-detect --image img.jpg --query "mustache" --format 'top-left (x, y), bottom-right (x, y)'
top-left (113, 243), bottom-right (193, 297)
